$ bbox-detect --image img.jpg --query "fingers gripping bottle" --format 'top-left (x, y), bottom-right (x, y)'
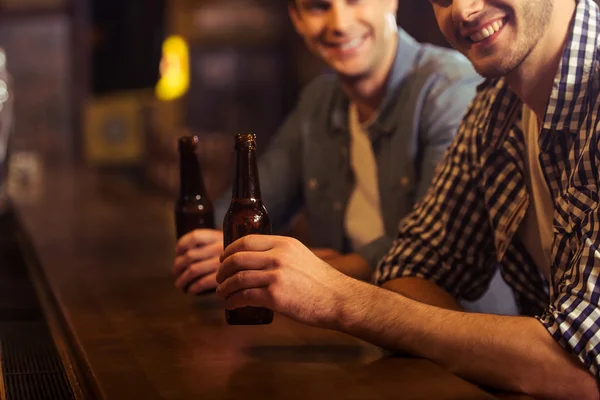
top-left (223, 133), bottom-right (273, 325)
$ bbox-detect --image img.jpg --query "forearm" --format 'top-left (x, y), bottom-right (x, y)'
top-left (382, 277), bottom-right (462, 311)
top-left (334, 279), bottom-right (598, 399)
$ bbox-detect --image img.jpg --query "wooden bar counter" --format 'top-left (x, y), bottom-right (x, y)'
top-left (12, 166), bottom-right (518, 399)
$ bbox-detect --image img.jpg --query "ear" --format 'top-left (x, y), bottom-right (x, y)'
top-left (288, 4), bottom-right (305, 36)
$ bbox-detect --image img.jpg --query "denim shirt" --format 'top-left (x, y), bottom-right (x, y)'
top-left (216, 29), bottom-right (481, 269)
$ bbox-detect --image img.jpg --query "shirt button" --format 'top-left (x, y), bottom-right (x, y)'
top-left (333, 201), bottom-right (343, 211)
top-left (399, 176), bottom-right (410, 188)
top-left (308, 178), bottom-right (318, 190)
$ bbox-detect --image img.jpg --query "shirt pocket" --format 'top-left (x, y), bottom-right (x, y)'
top-left (304, 176), bottom-right (333, 214)
top-left (303, 175), bottom-right (345, 249)
top-left (302, 135), bottom-right (346, 221)
top-left (389, 158), bottom-right (417, 212)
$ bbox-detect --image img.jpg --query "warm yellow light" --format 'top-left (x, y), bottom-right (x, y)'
top-left (155, 35), bottom-right (190, 101)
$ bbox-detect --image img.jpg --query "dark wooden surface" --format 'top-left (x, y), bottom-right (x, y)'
top-left (13, 167), bottom-right (523, 399)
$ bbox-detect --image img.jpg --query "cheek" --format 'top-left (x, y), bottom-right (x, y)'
top-left (300, 20), bottom-right (324, 40)
top-left (437, 19), bottom-right (456, 43)
top-left (431, 8), bottom-right (450, 35)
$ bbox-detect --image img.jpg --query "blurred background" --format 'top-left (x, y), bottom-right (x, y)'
top-left (0, 0), bottom-right (448, 210)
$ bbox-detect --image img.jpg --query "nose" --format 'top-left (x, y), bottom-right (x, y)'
top-left (452, 0), bottom-right (484, 24)
top-left (327, 2), bottom-right (352, 34)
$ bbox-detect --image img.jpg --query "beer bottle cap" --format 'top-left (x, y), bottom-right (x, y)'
top-left (178, 135), bottom-right (199, 153)
top-left (234, 133), bottom-right (256, 149)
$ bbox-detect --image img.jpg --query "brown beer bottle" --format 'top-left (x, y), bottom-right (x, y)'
top-left (175, 135), bottom-right (215, 239)
top-left (223, 133), bottom-right (273, 325)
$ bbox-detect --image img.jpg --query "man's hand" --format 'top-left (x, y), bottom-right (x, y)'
top-left (311, 248), bottom-right (371, 281)
top-left (217, 235), bottom-right (352, 327)
top-left (173, 229), bottom-right (223, 294)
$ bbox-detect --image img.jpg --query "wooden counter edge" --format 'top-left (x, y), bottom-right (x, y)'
top-left (15, 214), bottom-right (102, 400)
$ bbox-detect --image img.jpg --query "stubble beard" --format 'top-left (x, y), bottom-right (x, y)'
top-left (473, 0), bottom-right (554, 79)
top-left (476, 0), bottom-right (554, 78)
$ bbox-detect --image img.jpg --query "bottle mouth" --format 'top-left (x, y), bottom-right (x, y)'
top-left (235, 133), bottom-right (256, 150)
top-left (178, 135), bottom-right (199, 153)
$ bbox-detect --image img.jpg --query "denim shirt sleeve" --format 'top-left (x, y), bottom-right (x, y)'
top-left (356, 59), bottom-right (480, 271)
top-left (215, 99), bottom-right (305, 232)
top-left (416, 62), bottom-right (480, 200)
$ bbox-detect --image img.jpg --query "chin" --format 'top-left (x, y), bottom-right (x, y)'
top-left (335, 68), bottom-right (370, 81)
top-left (468, 46), bottom-right (527, 79)
top-left (473, 65), bottom-right (507, 79)
top-left (471, 58), bottom-right (517, 79)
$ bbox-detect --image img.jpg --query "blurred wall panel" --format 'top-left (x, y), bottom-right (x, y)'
top-left (145, 0), bottom-right (294, 199)
top-left (83, 0), bottom-right (165, 168)
top-left (170, 0), bottom-right (286, 44)
top-left (177, 0), bottom-right (291, 141)
top-left (0, 0), bottom-right (66, 9)
top-left (0, 15), bottom-right (73, 163)
top-left (186, 47), bottom-right (285, 146)
top-left (397, 0), bottom-right (448, 48)
top-left (91, 0), bottom-right (165, 94)
top-left (0, 0), bottom-right (64, 4)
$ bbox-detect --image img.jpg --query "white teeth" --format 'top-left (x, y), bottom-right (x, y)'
top-left (471, 32), bottom-right (484, 42)
top-left (339, 37), bottom-right (363, 51)
top-left (469, 19), bottom-right (504, 43)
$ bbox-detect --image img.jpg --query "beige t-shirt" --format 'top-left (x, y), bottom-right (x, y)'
top-left (344, 103), bottom-right (385, 251)
top-left (518, 104), bottom-right (554, 280)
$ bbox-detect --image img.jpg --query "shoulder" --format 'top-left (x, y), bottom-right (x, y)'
top-left (295, 73), bottom-right (339, 110)
top-left (280, 72), bottom-right (342, 136)
top-left (400, 43), bottom-right (482, 122)
top-left (409, 43), bottom-right (480, 84)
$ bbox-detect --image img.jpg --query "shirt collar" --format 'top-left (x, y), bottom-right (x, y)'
top-left (543, 0), bottom-right (600, 134)
top-left (329, 28), bottom-right (422, 134)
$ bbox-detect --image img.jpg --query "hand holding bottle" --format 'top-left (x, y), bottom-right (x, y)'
top-left (173, 229), bottom-right (223, 294)
top-left (173, 135), bottom-right (218, 294)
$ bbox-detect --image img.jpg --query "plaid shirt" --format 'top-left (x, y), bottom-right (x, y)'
top-left (375, 0), bottom-right (600, 377)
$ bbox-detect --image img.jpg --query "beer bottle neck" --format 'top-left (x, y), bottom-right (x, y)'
top-left (233, 146), bottom-right (261, 200)
top-left (179, 150), bottom-right (207, 198)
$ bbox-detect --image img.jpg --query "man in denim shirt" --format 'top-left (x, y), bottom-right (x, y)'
top-left (173, 0), bottom-right (479, 293)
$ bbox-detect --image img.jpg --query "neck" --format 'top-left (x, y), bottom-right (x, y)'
top-left (506, 1), bottom-right (576, 121)
top-left (340, 33), bottom-right (398, 123)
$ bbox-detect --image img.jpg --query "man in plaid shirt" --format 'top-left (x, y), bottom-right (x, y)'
top-left (215, 0), bottom-right (600, 397)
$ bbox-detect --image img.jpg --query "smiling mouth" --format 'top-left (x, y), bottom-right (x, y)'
top-left (467, 18), bottom-right (506, 43)
top-left (323, 34), bottom-right (368, 52)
